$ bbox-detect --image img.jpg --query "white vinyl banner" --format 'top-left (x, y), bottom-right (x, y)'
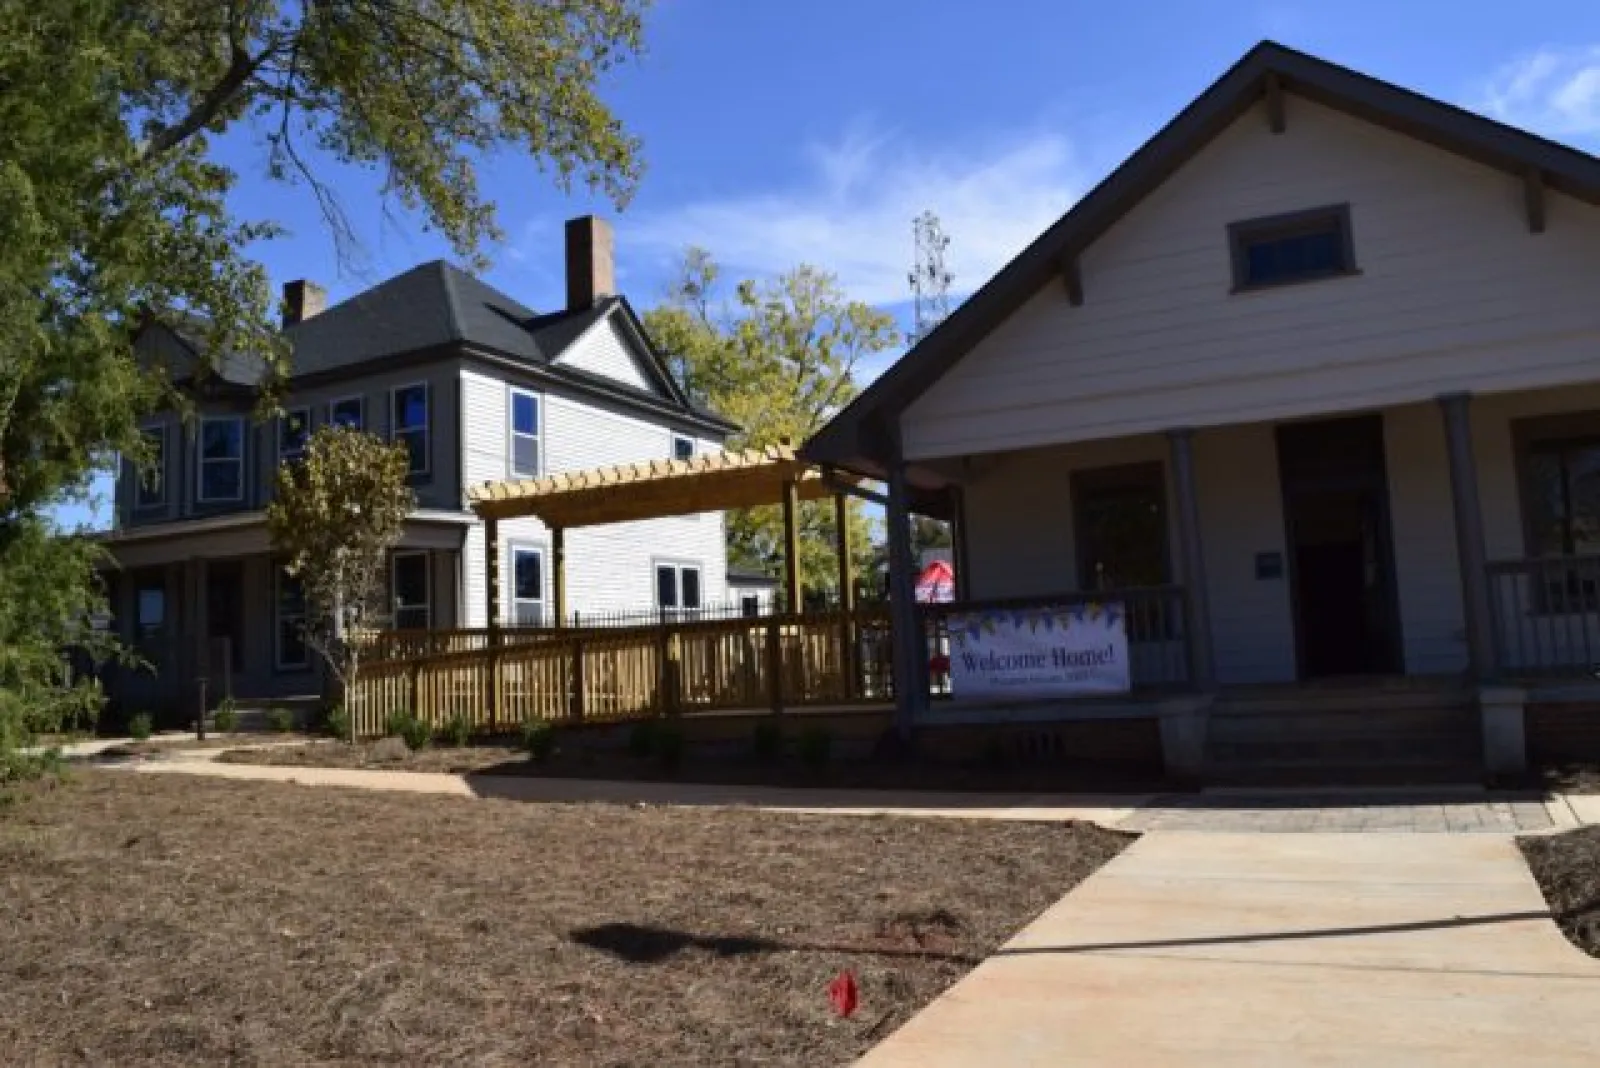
top-left (947, 603), bottom-right (1131, 700)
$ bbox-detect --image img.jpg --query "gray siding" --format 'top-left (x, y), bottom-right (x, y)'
top-left (903, 95), bottom-right (1600, 461)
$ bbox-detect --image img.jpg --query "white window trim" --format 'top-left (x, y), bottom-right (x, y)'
top-left (654, 559), bottom-right (704, 617)
top-left (328, 394), bottom-right (365, 431)
top-left (278, 406), bottom-right (311, 464)
top-left (133, 422), bottom-right (168, 510)
top-left (390, 382), bottom-right (430, 476)
top-left (274, 565), bottom-right (310, 671)
top-left (391, 549), bottom-right (432, 630)
top-left (507, 386), bottom-right (543, 479)
top-left (195, 415), bottom-right (245, 504)
top-left (509, 543), bottom-right (547, 627)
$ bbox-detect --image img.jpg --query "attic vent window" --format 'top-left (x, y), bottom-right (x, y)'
top-left (1228, 204), bottom-right (1357, 291)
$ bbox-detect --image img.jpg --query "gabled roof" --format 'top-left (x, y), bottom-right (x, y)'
top-left (803, 40), bottom-right (1600, 475)
top-left (144, 258), bottom-right (736, 435)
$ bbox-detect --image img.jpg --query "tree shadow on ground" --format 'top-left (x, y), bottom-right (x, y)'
top-left (570, 922), bottom-right (982, 967)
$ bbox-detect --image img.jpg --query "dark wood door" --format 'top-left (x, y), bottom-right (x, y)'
top-left (1276, 415), bottom-right (1403, 678)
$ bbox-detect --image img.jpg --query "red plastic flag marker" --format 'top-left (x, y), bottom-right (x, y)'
top-left (828, 970), bottom-right (859, 1018)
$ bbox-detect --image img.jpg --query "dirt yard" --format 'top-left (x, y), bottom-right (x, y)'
top-left (0, 771), bottom-right (1130, 1066)
top-left (215, 737), bottom-right (1171, 793)
top-left (1520, 826), bottom-right (1600, 960)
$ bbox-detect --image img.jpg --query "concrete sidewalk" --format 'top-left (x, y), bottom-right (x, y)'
top-left (857, 832), bottom-right (1600, 1067)
top-left (126, 756), bottom-right (1148, 823)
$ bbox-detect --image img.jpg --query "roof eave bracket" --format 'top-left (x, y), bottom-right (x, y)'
top-left (1265, 73), bottom-right (1286, 134)
top-left (1061, 253), bottom-right (1084, 307)
top-left (1524, 168), bottom-right (1547, 234)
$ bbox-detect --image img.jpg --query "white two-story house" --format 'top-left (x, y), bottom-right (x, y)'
top-left (100, 217), bottom-right (737, 722)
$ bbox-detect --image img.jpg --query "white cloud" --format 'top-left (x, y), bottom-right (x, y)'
top-left (623, 124), bottom-right (1088, 306)
top-left (1479, 46), bottom-right (1600, 137)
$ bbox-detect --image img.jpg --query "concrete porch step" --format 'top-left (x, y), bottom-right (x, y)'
top-left (1203, 762), bottom-right (1485, 788)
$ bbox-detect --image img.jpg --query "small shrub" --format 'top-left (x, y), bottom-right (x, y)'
top-left (264, 706), bottom-right (295, 733)
top-left (655, 722), bottom-right (686, 771)
top-left (438, 712), bottom-right (472, 748)
top-left (797, 725), bottom-right (833, 771)
top-left (752, 720), bottom-right (784, 763)
top-left (627, 720), bottom-right (658, 759)
top-left (212, 698), bottom-right (239, 734)
top-left (521, 720), bottom-right (557, 763)
top-left (128, 713), bottom-right (153, 742)
top-left (397, 714), bottom-right (432, 752)
top-left (383, 709), bottom-right (414, 738)
top-left (323, 705), bottom-right (352, 742)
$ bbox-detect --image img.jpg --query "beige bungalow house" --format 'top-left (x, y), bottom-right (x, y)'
top-left (806, 42), bottom-right (1600, 783)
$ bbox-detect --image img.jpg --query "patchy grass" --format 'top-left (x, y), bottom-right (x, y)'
top-left (1519, 826), bottom-right (1600, 960)
top-left (217, 737), bottom-right (1171, 793)
top-left (0, 771), bottom-right (1131, 1066)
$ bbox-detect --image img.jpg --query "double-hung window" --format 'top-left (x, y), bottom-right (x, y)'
top-left (512, 546), bottom-right (545, 626)
top-left (391, 551), bottom-right (431, 630)
top-left (279, 407), bottom-right (311, 465)
top-left (655, 562), bottom-right (702, 620)
top-left (1521, 429), bottom-right (1600, 612)
top-left (274, 565), bottom-right (309, 670)
top-left (509, 388), bottom-right (541, 478)
top-left (134, 424), bottom-right (167, 509)
top-left (197, 416), bottom-right (245, 503)
top-left (391, 384), bottom-right (429, 475)
top-left (329, 395), bottom-right (364, 431)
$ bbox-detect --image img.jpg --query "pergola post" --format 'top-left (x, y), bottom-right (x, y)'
top-left (781, 476), bottom-right (803, 614)
top-left (484, 515), bottom-right (503, 728)
top-left (834, 492), bottom-right (856, 699)
top-left (551, 526), bottom-right (568, 629)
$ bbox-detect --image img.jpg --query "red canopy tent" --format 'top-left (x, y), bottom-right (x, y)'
top-left (915, 559), bottom-right (955, 603)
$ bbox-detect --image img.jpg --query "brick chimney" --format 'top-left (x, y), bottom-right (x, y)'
top-left (282, 279), bottom-right (327, 328)
top-left (564, 215), bottom-right (615, 311)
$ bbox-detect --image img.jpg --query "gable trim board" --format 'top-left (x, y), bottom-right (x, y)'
top-left (803, 39), bottom-right (1600, 475)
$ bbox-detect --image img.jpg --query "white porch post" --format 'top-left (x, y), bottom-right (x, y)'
top-left (1167, 428), bottom-right (1217, 690)
top-left (1438, 393), bottom-right (1497, 680)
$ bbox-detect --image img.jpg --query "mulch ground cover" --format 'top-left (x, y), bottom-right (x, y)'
top-left (216, 737), bottom-right (1173, 793)
top-left (1519, 826), bottom-right (1600, 960)
top-left (1542, 764), bottom-right (1600, 794)
top-left (0, 771), bottom-right (1131, 1066)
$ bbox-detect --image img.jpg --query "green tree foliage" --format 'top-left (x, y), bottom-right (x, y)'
top-left (267, 427), bottom-right (415, 693)
top-left (645, 250), bottom-right (899, 602)
top-left (0, 0), bottom-right (645, 757)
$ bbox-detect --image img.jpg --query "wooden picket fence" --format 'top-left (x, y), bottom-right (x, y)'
top-left (345, 606), bottom-right (894, 738)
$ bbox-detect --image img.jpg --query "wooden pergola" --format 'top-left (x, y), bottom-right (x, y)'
top-left (466, 443), bottom-right (863, 626)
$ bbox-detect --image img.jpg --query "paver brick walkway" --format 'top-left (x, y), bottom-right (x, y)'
top-left (1121, 791), bottom-right (1553, 833)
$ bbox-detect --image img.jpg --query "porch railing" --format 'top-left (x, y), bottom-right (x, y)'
top-left (345, 606), bottom-right (894, 738)
top-left (918, 585), bottom-right (1192, 695)
top-left (1487, 555), bottom-right (1600, 678)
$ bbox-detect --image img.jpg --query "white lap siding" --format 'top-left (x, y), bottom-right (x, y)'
top-left (459, 366), bottom-right (726, 625)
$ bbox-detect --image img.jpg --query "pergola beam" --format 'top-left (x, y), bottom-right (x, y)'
top-left (781, 477), bottom-right (802, 613)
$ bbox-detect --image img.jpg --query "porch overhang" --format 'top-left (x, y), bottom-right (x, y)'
top-left (95, 509), bottom-right (474, 568)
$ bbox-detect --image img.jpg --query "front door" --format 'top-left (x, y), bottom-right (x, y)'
top-left (1276, 415), bottom-right (1402, 678)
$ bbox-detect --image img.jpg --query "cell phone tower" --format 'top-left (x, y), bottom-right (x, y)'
top-left (908, 211), bottom-right (953, 343)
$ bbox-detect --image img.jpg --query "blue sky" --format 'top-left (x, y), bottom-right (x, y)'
top-left (62, 0), bottom-right (1600, 528)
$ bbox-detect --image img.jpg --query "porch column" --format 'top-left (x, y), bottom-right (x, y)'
top-left (1167, 428), bottom-right (1217, 690)
top-left (833, 492), bottom-right (854, 612)
top-left (781, 477), bottom-right (803, 614)
top-left (551, 526), bottom-right (568, 628)
top-left (188, 557), bottom-right (209, 727)
top-left (950, 486), bottom-right (971, 600)
top-left (1439, 393), bottom-right (1496, 679)
top-left (886, 457), bottom-right (926, 737)
top-left (484, 516), bottom-right (501, 631)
